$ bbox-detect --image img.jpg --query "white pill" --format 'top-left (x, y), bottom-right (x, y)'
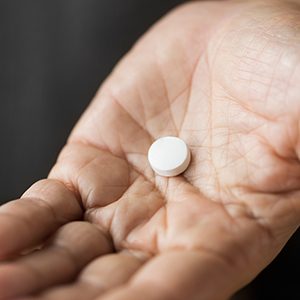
top-left (148, 136), bottom-right (191, 177)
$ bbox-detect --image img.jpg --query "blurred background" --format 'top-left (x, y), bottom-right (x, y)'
top-left (0, 0), bottom-right (299, 299)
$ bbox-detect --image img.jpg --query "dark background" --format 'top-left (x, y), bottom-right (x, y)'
top-left (0, 1), bottom-right (299, 299)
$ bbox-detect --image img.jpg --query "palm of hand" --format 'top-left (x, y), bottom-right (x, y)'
top-left (1, 1), bottom-right (300, 300)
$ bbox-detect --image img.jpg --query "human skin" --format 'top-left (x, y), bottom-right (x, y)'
top-left (0, 0), bottom-right (300, 299)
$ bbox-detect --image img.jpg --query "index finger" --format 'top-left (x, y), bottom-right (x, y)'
top-left (0, 179), bottom-right (82, 259)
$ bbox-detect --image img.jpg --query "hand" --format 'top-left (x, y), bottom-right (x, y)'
top-left (1, 1), bottom-right (300, 299)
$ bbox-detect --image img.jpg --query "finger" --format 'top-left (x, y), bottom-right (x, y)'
top-left (0, 179), bottom-right (82, 259)
top-left (98, 251), bottom-right (243, 300)
top-left (0, 221), bottom-right (112, 300)
top-left (49, 143), bottom-right (134, 209)
top-left (34, 252), bottom-right (144, 300)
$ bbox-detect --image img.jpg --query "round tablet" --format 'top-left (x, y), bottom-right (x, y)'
top-left (148, 136), bottom-right (191, 177)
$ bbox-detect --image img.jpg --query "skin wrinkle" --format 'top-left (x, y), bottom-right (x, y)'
top-left (237, 50), bottom-right (275, 102)
top-left (243, 191), bottom-right (300, 243)
top-left (60, 238), bottom-right (109, 269)
top-left (156, 63), bottom-right (179, 136)
top-left (0, 196), bottom-right (77, 253)
top-left (256, 129), bottom-right (300, 163)
top-left (263, 46), bottom-right (286, 108)
top-left (47, 163), bottom-right (84, 210)
top-left (205, 49), bottom-right (223, 201)
top-left (113, 180), bottom-right (165, 253)
top-left (224, 5), bottom-right (300, 110)
top-left (124, 179), bottom-right (171, 253)
top-left (107, 72), bottom-right (164, 136)
top-left (75, 253), bottom-right (145, 296)
top-left (129, 248), bottom-right (238, 290)
top-left (178, 53), bottom-right (202, 136)
top-left (0, 211), bottom-right (44, 248)
top-left (13, 244), bottom-right (79, 295)
top-left (59, 181), bottom-right (82, 207)
top-left (265, 194), bottom-right (297, 226)
top-left (247, 10), bottom-right (287, 69)
top-left (17, 230), bottom-right (111, 299)
top-left (84, 211), bottom-right (114, 251)
top-left (47, 244), bottom-right (80, 274)
top-left (23, 192), bottom-right (80, 224)
top-left (109, 92), bottom-right (154, 152)
top-left (223, 99), bottom-right (233, 172)
top-left (134, 79), bottom-right (147, 129)
top-left (32, 179), bottom-right (83, 210)
top-left (282, 53), bottom-right (300, 112)
top-left (296, 118), bottom-right (300, 158)
top-left (226, 209), bottom-right (272, 269)
top-left (109, 30), bottom-right (196, 139)
top-left (65, 140), bottom-right (124, 167)
top-left (253, 135), bottom-right (300, 191)
top-left (217, 84), bottom-right (277, 123)
top-left (143, 79), bottom-right (190, 135)
top-left (85, 164), bottom-right (154, 235)
top-left (152, 36), bottom-right (196, 136)
top-left (74, 155), bottom-right (105, 208)
top-left (68, 106), bottom-right (117, 161)
top-left (222, 200), bottom-right (275, 243)
top-left (52, 143), bottom-right (135, 210)
top-left (168, 189), bottom-right (271, 269)
top-left (1, 202), bottom-right (53, 229)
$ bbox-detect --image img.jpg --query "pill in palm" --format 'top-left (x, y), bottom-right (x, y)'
top-left (148, 136), bottom-right (191, 177)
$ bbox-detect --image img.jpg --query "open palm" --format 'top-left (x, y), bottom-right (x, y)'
top-left (1, 1), bottom-right (300, 299)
